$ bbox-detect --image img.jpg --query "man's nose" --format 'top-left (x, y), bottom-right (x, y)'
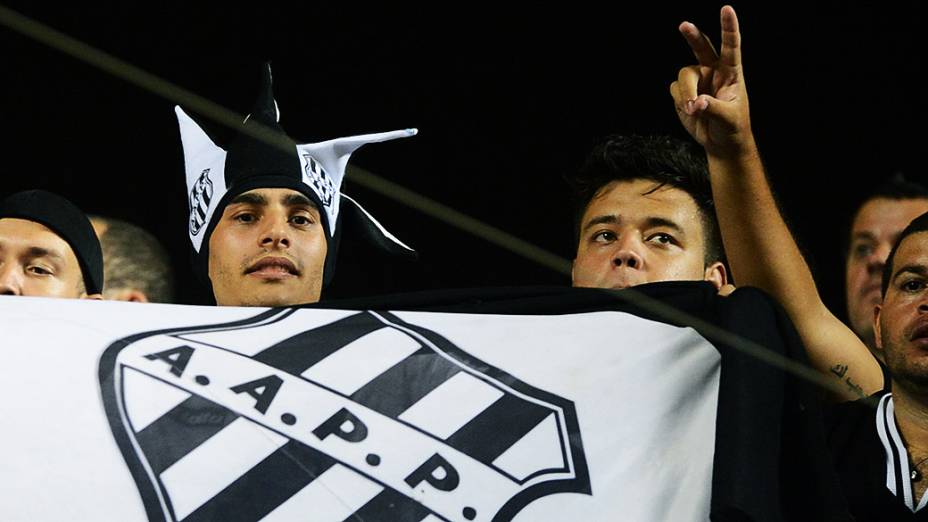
top-left (611, 236), bottom-right (644, 270)
top-left (918, 289), bottom-right (928, 313)
top-left (866, 243), bottom-right (893, 275)
top-left (0, 264), bottom-right (23, 296)
top-left (259, 215), bottom-right (291, 249)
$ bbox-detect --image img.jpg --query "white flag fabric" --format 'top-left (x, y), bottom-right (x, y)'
top-left (0, 291), bottom-right (725, 521)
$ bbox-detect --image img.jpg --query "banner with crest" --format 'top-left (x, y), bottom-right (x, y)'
top-left (0, 289), bottom-right (723, 521)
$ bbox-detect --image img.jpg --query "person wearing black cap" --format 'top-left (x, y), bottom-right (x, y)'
top-left (177, 64), bottom-right (415, 307)
top-left (0, 190), bottom-right (104, 299)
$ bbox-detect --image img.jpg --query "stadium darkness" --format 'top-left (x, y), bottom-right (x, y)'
top-left (0, 2), bottom-right (922, 317)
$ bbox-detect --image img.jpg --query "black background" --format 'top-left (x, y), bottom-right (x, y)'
top-left (0, 2), bottom-right (923, 317)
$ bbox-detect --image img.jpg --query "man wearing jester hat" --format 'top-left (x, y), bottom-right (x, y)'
top-left (177, 64), bottom-right (416, 306)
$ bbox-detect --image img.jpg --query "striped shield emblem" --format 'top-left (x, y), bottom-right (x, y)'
top-left (99, 308), bottom-right (590, 521)
top-left (188, 169), bottom-right (213, 236)
top-left (302, 154), bottom-right (335, 208)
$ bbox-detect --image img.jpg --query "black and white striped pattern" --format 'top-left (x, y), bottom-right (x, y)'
top-left (187, 169), bottom-right (213, 236)
top-left (113, 310), bottom-right (582, 521)
top-left (875, 393), bottom-right (928, 513)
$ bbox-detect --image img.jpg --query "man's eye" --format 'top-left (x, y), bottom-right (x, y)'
top-left (234, 213), bottom-right (256, 224)
top-left (853, 243), bottom-right (874, 259)
top-left (28, 266), bottom-right (52, 276)
top-left (290, 215), bottom-right (314, 226)
top-left (592, 231), bottom-right (616, 243)
top-left (647, 233), bottom-right (675, 245)
top-left (901, 279), bottom-right (927, 293)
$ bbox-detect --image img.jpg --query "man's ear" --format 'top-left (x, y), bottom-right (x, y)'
top-left (106, 288), bottom-right (150, 303)
top-left (703, 261), bottom-right (728, 290)
top-left (873, 302), bottom-right (885, 354)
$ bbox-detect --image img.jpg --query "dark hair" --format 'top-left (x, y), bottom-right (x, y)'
top-left (881, 211), bottom-right (928, 296)
top-left (565, 134), bottom-right (724, 265)
top-left (868, 173), bottom-right (928, 201)
top-left (847, 173), bottom-right (928, 256)
top-left (92, 217), bottom-right (176, 303)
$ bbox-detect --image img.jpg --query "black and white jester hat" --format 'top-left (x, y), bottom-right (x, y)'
top-left (176, 64), bottom-right (417, 289)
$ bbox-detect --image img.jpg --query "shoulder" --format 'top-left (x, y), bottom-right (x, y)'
top-left (825, 392), bottom-right (887, 446)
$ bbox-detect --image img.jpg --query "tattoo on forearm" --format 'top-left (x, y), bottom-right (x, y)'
top-left (830, 364), bottom-right (865, 398)
top-left (845, 377), bottom-right (865, 398)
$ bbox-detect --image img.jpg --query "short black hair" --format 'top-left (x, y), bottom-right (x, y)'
top-left (846, 173), bottom-right (928, 257)
top-left (868, 173), bottom-right (928, 201)
top-left (92, 216), bottom-right (175, 303)
top-left (565, 134), bottom-right (724, 265)
top-left (881, 211), bottom-right (928, 296)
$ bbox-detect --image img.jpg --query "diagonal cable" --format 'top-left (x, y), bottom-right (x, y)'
top-left (0, 4), bottom-right (853, 401)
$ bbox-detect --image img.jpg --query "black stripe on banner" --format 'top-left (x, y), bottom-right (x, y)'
top-left (445, 394), bottom-right (552, 466)
top-left (135, 394), bottom-right (239, 475)
top-left (346, 488), bottom-right (435, 522)
top-left (181, 438), bottom-right (337, 522)
top-left (350, 347), bottom-right (462, 418)
top-left (253, 312), bottom-right (384, 375)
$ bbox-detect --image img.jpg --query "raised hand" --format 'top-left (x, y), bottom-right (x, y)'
top-left (669, 5), bottom-right (753, 158)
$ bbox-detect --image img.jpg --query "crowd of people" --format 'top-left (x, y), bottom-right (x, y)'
top-left (1, 6), bottom-right (927, 520)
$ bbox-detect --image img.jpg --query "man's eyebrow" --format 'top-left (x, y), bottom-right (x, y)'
top-left (26, 246), bottom-right (64, 262)
top-left (229, 192), bottom-right (268, 206)
top-left (283, 193), bottom-right (317, 209)
top-left (582, 214), bottom-right (618, 232)
top-left (643, 217), bottom-right (684, 235)
top-left (851, 231), bottom-right (877, 242)
top-left (893, 264), bottom-right (928, 283)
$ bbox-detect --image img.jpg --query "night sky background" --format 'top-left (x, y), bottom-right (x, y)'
top-left (0, 2), bottom-right (923, 318)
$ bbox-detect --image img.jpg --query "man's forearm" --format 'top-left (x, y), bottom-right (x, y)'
top-left (707, 143), bottom-right (822, 310)
top-left (706, 143), bottom-right (883, 397)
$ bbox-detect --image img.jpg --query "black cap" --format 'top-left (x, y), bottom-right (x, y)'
top-left (0, 190), bottom-right (104, 294)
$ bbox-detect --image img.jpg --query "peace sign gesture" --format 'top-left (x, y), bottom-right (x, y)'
top-left (670, 6), bottom-right (754, 158)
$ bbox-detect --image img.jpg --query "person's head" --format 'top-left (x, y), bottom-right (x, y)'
top-left (568, 134), bottom-right (726, 290)
top-left (206, 188), bottom-right (327, 306)
top-left (0, 190), bottom-right (103, 299)
top-left (874, 211), bottom-right (928, 393)
top-left (177, 64), bottom-right (415, 307)
top-left (846, 174), bottom-right (928, 350)
top-left (90, 216), bottom-right (175, 303)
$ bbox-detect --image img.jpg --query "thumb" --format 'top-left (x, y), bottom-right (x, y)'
top-left (691, 94), bottom-right (740, 125)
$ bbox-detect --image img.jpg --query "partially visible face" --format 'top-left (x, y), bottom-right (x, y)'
top-left (208, 188), bottom-right (328, 307)
top-left (846, 198), bottom-right (928, 349)
top-left (571, 179), bottom-right (723, 290)
top-left (875, 231), bottom-right (928, 390)
top-left (0, 218), bottom-right (88, 298)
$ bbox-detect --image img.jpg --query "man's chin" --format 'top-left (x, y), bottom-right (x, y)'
top-left (573, 280), bottom-right (644, 291)
top-left (224, 281), bottom-right (320, 307)
top-left (607, 279), bottom-right (645, 290)
top-left (240, 294), bottom-right (317, 307)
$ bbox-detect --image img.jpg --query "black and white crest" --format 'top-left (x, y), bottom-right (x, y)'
top-left (99, 309), bottom-right (591, 522)
top-left (188, 169), bottom-right (214, 236)
top-left (302, 153), bottom-right (335, 207)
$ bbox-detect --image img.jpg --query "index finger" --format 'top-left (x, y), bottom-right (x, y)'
top-left (679, 21), bottom-right (719, 66)
top-left (719, 5), bottom-right (742, 67)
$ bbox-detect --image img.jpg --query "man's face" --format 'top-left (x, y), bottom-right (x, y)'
top-left (847, 197), bottom-right (928, 348)
top-left (0, 218), bottom-right (89, 298)
top-left (875, 231), bottom-right (928, 390)
top-left (208, 188), bottom-right (328, 307)
top-left (571, 179), bottom-right (723, 290)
